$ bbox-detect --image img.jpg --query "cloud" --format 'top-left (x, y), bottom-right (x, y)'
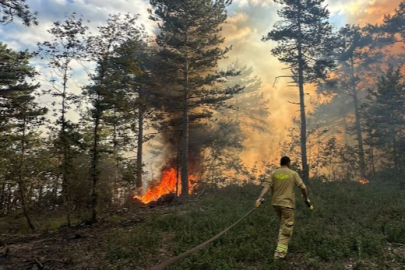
top-left (1, 0), bottom-right (153, 51)
top-left (327, 0), bottom-right (401, 25)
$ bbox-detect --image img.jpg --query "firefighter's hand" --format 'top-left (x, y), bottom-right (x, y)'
top-left (305, 199), bottom-right (314, 210)
top-left (256, 198), bottom-right (265, 208)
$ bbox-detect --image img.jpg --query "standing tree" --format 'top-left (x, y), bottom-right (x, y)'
top-left (38, 13), bottom-right (88, 226)
top-left (317, 24), bottom-right (390, 177)
top-left (108, 38), bottom-right (160, 191)
top-left (150, 0), bottom-right (242, 196)
top-left (84, 14), bottom-right (145, 223)
top-left (0, 0), bottom-right (37, 26)
top-left (0, 43), bottom-right (47, 230)
top-left (221, 62), bottom-right (270, 132)
top-left (333, 25), bottom-right (375, 178)
top-left (263, 0), bottom-right (337, 183)
top-left (362, 65), bottom-right (405, 173)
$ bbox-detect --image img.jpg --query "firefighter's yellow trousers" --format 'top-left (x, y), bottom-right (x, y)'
top-left (273, 206), bottom-right (295, 259)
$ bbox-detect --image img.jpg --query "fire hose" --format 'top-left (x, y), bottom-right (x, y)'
top-left (148, 206), bottom-right (259, 270)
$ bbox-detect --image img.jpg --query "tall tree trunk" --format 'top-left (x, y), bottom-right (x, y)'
top-left (112, 108), bottom-right (119, 203)
top-left (370, 146), bottom-right (376, 174)
top-left (297, 0), bottom-right (309, 183)
top-left (350, 56), bottom-right (366, 178)
top-left (342, 112), bottom-right (349, 145)
top-left (391, 126), bottom-right (398, 171)
top-left (176, 137), bottom-right (181, 197)
top-left (90, 58), bottom-right (109, 223)
top-left (90, 100), bottom-right (101, 223)
top-left (0, 182), bottom-right (5, 213)
top-left (18, 116), bottom-right (35, 231)
top-left (352, 92), bottom-right (366, 177)
top-left (61, 66), bottom-right (72, 226)
top-left (181, 55), bottom-right (189, 197)
top-left (136, 101), bottom-right (144, 189)
top-left (6, 183), bottom-right (12, 214)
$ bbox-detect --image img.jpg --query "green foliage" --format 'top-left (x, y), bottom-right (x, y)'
top-left (263, 0), bottom-right (337, 81)
top-left (1, 181), bottom-right (404, 269)
top-left (0, 0), bottom-right (37, 26)
top-left (150, 0), bottom-right (244, 195)
top-left (94, 182), bottom-right (405, 269)
top-left (362, 65), bottom-right (405, 172)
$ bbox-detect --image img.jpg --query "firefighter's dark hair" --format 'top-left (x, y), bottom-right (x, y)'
top-left (280, 156), bottom-right (291, 166)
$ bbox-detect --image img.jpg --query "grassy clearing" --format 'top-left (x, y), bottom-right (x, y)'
top-left (1, 180), bottom-right (405, 270)
top-left (102, 180), bottom-right (405, 270)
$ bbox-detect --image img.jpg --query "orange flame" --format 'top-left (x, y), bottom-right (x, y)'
top-left (135, 168), bottom-right (196, 204)
top-left (359, 178), bottom-right (370, 185)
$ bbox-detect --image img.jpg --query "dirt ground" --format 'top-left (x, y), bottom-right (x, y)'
top-left (0, 207), bottom-right (149, 270)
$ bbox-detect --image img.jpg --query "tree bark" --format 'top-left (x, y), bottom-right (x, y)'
top-left (60, 64), bottom-right (72, 226)
top-left (112, 107), bottom-right (121, 203)
top-left (297, 0), bottom-right (309, 183)
top-left (90, 99), bottom-right (101, 224)
top-left (391, 125), bottom-right (398, 171)
top-left (180, 54), bottom-right (189, 197)
top-left (18, 115), bottom-right (35, 231)
top-left (136, 97), bottom-right (144, 189)
top-left (342, 112), bottom-right (349, 145)
top-left (0, 182), bottom-right (5, 213)
top-left (350, 56), bottom-right (366, 177)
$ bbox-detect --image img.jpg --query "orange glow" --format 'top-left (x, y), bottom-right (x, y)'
top-left (359, 178), bottom-right (370, 185)
top-left (135, 168), bottom-right (196, 204)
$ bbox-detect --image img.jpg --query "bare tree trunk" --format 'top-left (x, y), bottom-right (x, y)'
top-left (18, 116), bottom-right (35, 231)
top-left (175, 142), bottom-right (181, 197)
top-left (6, 183), bottom-right (12, 215)
top-left (350, 56), bottom-right (366, 178)
top-left (112, 108), bottom-right (120, 203)
top-left (181, 54), bottom-right (189, 197)
top-left (297, 1), bottom-right (309, 183)
top-left (90, 99), bottom-right (101, 224)
top-left (0, 182), bottom-right (5, 213)
top-left (352, 91), bottom-right (366, 177)
top-left (342, 112), bottom-right (349, 145)
top-left (370, 147), bottom-right (376, 174)
top-left (391, 126), bottom-right (398, 171)
top-left (60, 66), bottom-right (72, 227)
top-left (136, 102), bottom-right (144, 189)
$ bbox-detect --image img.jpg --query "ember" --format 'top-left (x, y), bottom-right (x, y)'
top-left (359, 178), bottom-right (370, 185)
top-left (135, 168), bottom-right (196, 204)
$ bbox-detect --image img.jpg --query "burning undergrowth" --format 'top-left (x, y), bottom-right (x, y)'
top-left (134, 166), bottom-right (197, 204)
top-left (359, 178), bottom-right (370, 185)
top-left (135, 121), bottom-right (207, 204)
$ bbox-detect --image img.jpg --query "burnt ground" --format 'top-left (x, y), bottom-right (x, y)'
top-left (0, 208), bottom-right (150, 270)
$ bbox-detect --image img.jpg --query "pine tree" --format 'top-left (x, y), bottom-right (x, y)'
top-left (84, 14), bottom-right (144, 223)
top-left (383, 1), bottom-right (405, 38)
top-left (0, 43), bottom-right (47, 230)
top-left (362, 65), bottom-right (405, 172)
top-left (263, 0), bottom-right (336, 183)
top-left (0, 0), bottom-right (37, 26)
top-left (323, 25), bottom-right (373, 177)
top-left (150, 0), bottom-right (242, 196)
top-left (221, 62), bottom-right (270, 132)
top-left (38, 13), bottom-right (88, 226)
top-left (108, 38), bottom-right (160, 191)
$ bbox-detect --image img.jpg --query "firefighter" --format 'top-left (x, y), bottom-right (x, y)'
top-left (255, 156), bottom-right (312, 260)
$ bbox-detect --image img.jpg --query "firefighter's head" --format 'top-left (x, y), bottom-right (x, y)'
top-left (280, 156), bottom-right (291, 167)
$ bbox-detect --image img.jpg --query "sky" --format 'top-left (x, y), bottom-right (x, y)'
top-left (0, 0), bottom-right (402, 171)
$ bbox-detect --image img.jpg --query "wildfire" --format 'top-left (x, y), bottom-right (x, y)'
top-left (135, 168), bottom-right (196, 204)
top-left (359, 178), bottom-right (370, 185)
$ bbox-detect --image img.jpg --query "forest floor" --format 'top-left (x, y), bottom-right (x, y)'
top-left (1, 180), bottom-right (405, 270)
